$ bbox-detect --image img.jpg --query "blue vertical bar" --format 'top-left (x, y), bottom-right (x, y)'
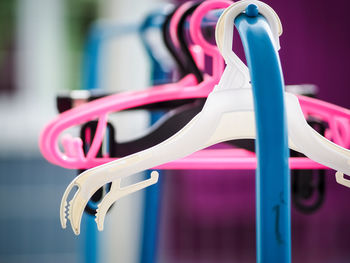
top-left (82, 25), bottom-right (101, 92)
top-left (80, 214), bottom-right (98, 263)
top-left (140, 112), bottom-right (164, 263)
top-left (139, 11), bottom-right (172, 263)
top-left (82, 23), bottom-right (139, 92)
top-left (79, 24), bottom-right (101, 263)
top-left (139, 54), bottom-right (171, 263)
top-left (80, 22), bottom-right (139, 263)
top-left (235, 7), bottom-right (291, 263)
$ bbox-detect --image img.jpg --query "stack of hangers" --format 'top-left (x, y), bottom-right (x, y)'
top-left (39, 1), bottom-right (350, 262)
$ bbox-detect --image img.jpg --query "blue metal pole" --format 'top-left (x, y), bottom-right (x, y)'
top-left (137, 11), bottom-right (174, 263)
top-left (79, 213), bottom-right (98, 263)
top-left (139, 12), bottom-right (172, 263)
top-left (79, 23), bottom-right (104, 263)
top-left (140, 112), bottom-right (164, 263)
top-left (82, 23), bottom-right (139, 92)
top-left (79, 21), bottom-right (138, 263)
top-left (235, 6), bottom-right (291, 263)
top-left (79, 24), bottom-right (102, 263)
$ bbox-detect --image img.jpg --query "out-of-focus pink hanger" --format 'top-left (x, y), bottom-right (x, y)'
top-left (39, 0), bottom-right (230, 169)
top-left (39, 0), bottom-right (350, 172)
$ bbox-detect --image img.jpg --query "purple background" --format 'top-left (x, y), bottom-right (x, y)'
top-left (263, 0), bottom-right (350, 108)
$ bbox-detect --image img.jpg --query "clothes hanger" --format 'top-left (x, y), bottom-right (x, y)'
top-left (69, 84), bottom-right (344, 159)
top-left (38, 0), bottom-right (227, 170)
top-left (53, 1), bottom-right (321, 219)
top-left (59, 0), bottom-right (350, 235)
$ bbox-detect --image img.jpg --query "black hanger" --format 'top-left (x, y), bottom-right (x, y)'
top-left (81, 100), bottom-right (203, 156)
top-left (161, 7), bottom-right (188, 79)
top-left (177, 1), bottom-right (204, 83)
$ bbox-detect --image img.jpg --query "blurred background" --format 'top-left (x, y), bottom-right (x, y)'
top-left (1, 0), bottom-right (350, 262)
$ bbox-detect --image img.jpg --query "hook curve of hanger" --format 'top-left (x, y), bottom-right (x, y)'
top-left (214, 0), bottom-right (282, 89)
top-left (189, 0), bottom-right (232, 78)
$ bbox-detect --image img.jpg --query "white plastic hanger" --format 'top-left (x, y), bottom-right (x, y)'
top-left (61, 0), bottom-right (350, 235)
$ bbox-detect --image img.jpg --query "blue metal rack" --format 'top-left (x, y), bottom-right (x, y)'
top-left (139, 11), bottom-right (173, 263)
top-left (235, 6), bottom-right (291, 263)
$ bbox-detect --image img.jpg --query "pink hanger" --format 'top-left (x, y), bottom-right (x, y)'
top-left (39, 0), bottom-right (350, 171)
top-left (299, 95), bottom-right (350, 148)
top-left (39, 0), bottom-right (229, 169)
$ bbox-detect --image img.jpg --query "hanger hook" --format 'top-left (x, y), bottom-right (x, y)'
top-left (215, 0), bottom-right (282, 70)
top-left (189, 0), bottom-right (232, 79)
